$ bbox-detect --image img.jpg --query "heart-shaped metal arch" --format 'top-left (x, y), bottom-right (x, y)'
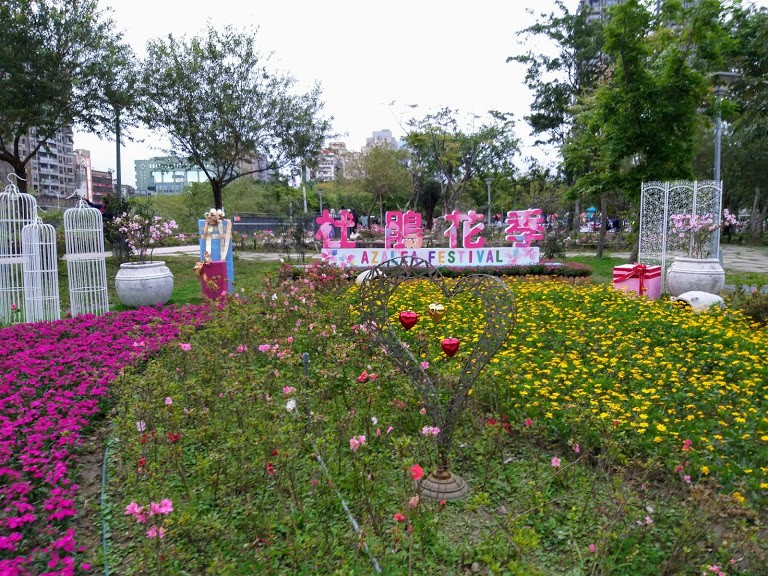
top-left (358, 256), bottom-right (516, 464)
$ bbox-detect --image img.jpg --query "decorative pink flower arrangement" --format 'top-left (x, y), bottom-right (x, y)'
top-left (0, 305), bottom-right (208, 574)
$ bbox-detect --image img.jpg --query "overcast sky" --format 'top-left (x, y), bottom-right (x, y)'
top-left (73, 0), bottom-right (764, 187)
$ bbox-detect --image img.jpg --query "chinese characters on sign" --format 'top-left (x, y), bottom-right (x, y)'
top-left (504, 208), bottom-right (544, 247)
top-left (385, 210), bottom-right (424, 249)
top-left (318, 209), bottom-right (544, 268)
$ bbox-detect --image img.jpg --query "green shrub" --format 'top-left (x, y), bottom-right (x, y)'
top-left (728, 285), bottom-right (768, 325)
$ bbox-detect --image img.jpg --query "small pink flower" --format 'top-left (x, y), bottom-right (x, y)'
top-left (349, 435), bottom-right (366, 452)
top-left (524, 418), bottom-right (532, 427)
top-left (588, 544), bottom-right (596, 554)
top-left (282, 386), bottom-right (296, 395)
top-left (164, 397), bottom-right (173, 405)
top-left (236, 344), bottom-right (248, 353)
top-left (393, 513), bottom-right (406, 522)
top-left (179, 342), bottom-right (191, 351)
top-left (146, 525), bottom-right (166, 539)
top-left (573, 443), bottom-right (580, 454)
top-left (551, 457), bottom-right (561, 468)
top-left (645, 516), bottom-right (653, 525)
top-left (420, 361), bottom-right (429, 369)
top-left (125, 502), bottom-right (143, 516)
top-left (683, 475), bottom-right (691, 484)
top-left (407, 495), bottom-right (420, 509)
top-left (136, 421), bottom-right (146, 433)
top-left (386, 426), bottom-right (394, 434)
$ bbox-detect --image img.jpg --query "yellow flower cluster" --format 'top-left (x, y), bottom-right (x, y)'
top-left (373, 278), bottom-right (767, 501)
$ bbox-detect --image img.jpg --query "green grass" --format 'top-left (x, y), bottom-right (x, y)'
top-left (56, 255), bottom-right (284, 313)
top-left (99, 266), bottom-right (767, 575)
top-left (567, 254), bottom-right (627, 284)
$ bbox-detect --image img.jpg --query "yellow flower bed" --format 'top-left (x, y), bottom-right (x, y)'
top-left (372, 278), bottom-right (767, 500)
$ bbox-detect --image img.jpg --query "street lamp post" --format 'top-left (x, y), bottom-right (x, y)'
top-left (318, 188), bottom-right (323, 213)
top-left (712, 71), bottom-right (740, 185)
top-left (485, 177), bottom-right (493, 226)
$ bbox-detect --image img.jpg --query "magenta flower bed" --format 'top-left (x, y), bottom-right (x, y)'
top-left (0, 305), bottom-right (208, 575)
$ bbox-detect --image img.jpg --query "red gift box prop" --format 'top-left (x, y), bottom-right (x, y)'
top-left (195, 260), bottom-right (229, 300)
top-left (612, 263), bottom-right (662, 300)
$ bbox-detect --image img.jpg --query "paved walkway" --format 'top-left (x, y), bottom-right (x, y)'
top-left (149, 243), bottom-right (768, 273)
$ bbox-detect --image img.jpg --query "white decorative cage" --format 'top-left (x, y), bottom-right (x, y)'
top-left (0, 178), bottom-right (38, 324)
top-left (64, 198), bottom-right (109, 317)
top-left (22, 217), bottom-right (60, 322)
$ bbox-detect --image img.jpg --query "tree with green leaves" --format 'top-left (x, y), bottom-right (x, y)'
top-left (564, 0), bottom-right (729, 256)
top-left (361, 146), bottom-right (411, 226)
top-left (404, 108), bottom-right (518, 225)
top-left (0, 0), bottom-right (134, 192)
top-left (141, 25), bottom-right (332, 211)
top-left (718, 5), bottom-right (768, 241)
top-left (508, 1), bottom-right (605, 150)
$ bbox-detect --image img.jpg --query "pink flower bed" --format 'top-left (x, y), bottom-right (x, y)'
top-left (0, 305), bottom-right (208, 575)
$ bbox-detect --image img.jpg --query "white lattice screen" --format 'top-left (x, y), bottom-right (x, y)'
top-left (639, 181), bottom-right (722, 289)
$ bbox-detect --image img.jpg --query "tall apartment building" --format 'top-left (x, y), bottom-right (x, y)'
top-left (0, 127), bottom-right (76, 207)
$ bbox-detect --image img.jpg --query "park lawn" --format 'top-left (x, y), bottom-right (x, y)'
top-left (95, 265), bottom-right (766, 575)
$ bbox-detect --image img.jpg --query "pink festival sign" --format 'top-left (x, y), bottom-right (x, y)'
top-left (318, 209), bottom-right (543, 268)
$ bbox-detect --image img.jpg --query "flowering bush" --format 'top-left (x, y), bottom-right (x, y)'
top-left (670, 209), bottom-right (738, 259)
top-left (0, 304), bottom-right (208, 575)
top-left (112, 205), bottom-right (183, 262)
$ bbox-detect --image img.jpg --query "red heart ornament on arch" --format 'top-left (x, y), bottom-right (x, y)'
top-left (358, 256), bottom-right (516, 440)
top-left (399, 310), bottom-right (418, 330)
top-left (441, 337), bottom-right (460, 357)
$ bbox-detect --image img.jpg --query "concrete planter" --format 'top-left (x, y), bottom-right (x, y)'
top-left (666, 257), bottom-right (725, 297)
top-left (115, 261), bottom-right (174, 307)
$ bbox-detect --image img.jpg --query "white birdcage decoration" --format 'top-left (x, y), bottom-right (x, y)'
top-left (22, 217), bottom-right (60, 322)
top-left (64, 197), bottom-right (109, 317)
top-left (0, 177), bottom-right (38, 324)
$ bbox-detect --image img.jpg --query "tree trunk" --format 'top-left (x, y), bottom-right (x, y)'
top-left (571, 198), bottom-right (580, 232)
top-left (749, 186), bottom-right (766, 243)
top-left (13, 162), bottom-right (28, 193)
top-left (596, 192), bottom-right (608, 258)
top-left (212, 181), bottom-right (224, 210)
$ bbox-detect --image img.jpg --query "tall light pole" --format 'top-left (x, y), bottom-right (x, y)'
top-left (485, 177), bottom-right (493, 226)
top-left (712, 71), bottom-right (740, 185)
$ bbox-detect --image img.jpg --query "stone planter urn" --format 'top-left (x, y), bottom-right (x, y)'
top-left (115, 261), bottom-right (174, 307)
top-left (666, 257), bottom-right (725, 297)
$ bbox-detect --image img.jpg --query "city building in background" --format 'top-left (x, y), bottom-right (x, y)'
top-left (134, 155), bottom-right (275, 195)
top-left (362, 129), bottom-right (399, 153)
top-left (91, 169), bottom-right (114, 206)
top-left (135, 157), bottom-right (206, 195)
top-left (577, 0), bottom-right (695, 21)
top-left (0, 127), bottom-right (76, 209)
top-left (74, 149), bottom-right (93, 201)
